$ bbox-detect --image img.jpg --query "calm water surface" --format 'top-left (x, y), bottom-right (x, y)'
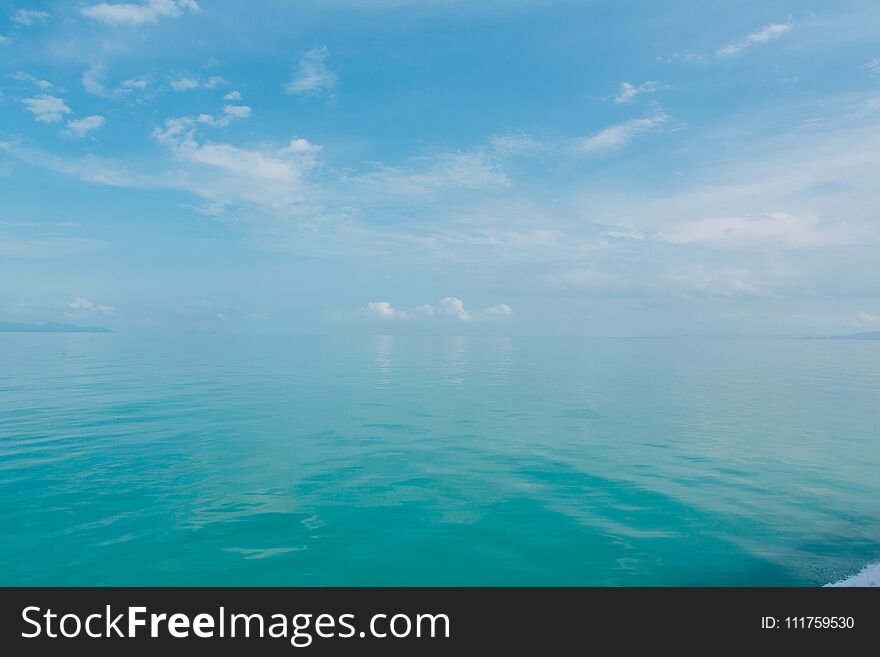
top-left (1, 335), bottom-right (878, 585)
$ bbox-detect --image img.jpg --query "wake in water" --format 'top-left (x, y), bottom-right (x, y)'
top-left (826, 563), bottom-right (880, 587)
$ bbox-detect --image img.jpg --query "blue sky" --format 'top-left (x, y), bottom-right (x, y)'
top-left (1, 0), bottom-right (879, 335)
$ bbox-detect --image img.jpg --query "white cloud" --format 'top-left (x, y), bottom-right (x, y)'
top-left (170, 77), bottom-right (198, 91)
top-left (82, 63), bottom-right (109, 95)
top-left (489, 133), bottom-right (544, 155)
top-left (849, 311), bottom-right (880, 328)
top-left (366, 298), bottom-right (513, 321)
top-left (120, 77), bottom-right (148, 90)
top-left (80, 0), bottom-right (199, 25)
top-left (658, 212), bottom-right (831, 249)
top-left (664, 265), bottom-right (768, 298)
top-left (170, 75), bottom-right (226, 91)
top-left (221, 104), bottom-right (251, 120)
top-left (573, 112), bottom-right (669, 154)
top-left (152, 117), bottom-right (320, 209)
top-left (178, 299), bottom-right (227, 321)
top-left (718, 22), bottom-right (792, 56)
top-left (283, 45), bottom-right (338, 96)
top-left (83, 64), bottom-right (151, 97)
top-left (11, 9), bottom-right (49, 25)
top-left (11, 72), bottom-right (53, 90)
top-left (867, 59), bottom-right (880, 75)
top-left (21, 95), bottom-right (72, 123)
top-left (0, 224), bottom-right (106, 258)
top-left (63, 115), bottom-right (106, 139)
top-left (363, 301), bottom-right (408, 320)
top-left (614, 81), bottom-right (661, 104)
top-left (355, 150), bottom-right (510, 197)
top-left (480, 303), bottom-right (514, 318)
top-left (0, 35), bottom-right (11, 45)
top-left (67, 297), bottom-right (114, 316)
top-left (223, 90), bottom-right (241, 100)
top-left (189, 104), bottom-right (252, 128)
top-left (282, 138), bottom-right (322, 155)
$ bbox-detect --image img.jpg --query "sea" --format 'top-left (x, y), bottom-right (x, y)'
top-left (1, 334), bottom-right (878, 586)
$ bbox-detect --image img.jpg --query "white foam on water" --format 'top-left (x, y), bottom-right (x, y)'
top-left (825, 562), bottom-right (880, 587)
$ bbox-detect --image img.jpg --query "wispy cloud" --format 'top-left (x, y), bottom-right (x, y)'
top-left (80, 0), bottom-right (199, 25)
top-left (11, 72), bottom-right (53, 90)
top-left (152, 116), bottom-right (320, 209)
top-left (170, 75), bottom-right (226, 91)
top-left (718, 22), bottom-right (792, 56)
top-left (283, 45), bottom-right (338, 96)
top-left (354, 150), bottom-right (510, 198)
top-left (1, 297), bottom-right (114, 323)
top-left (848, 310), bottom-right (880, 328)
top-left (0, 222), bottom-right (106, 258)
top-left (63, 115), bottom-right (106, 140)
top-left (120, 77), bottom-right (148, 90)
top-left (658, 212), bottom-right (831, 249)
top-left (193, 104), bottom-right (253, 128)
top-left (614, 81), bottom-right (662, 104)
top-left (82, 63), bottom-right (151, 97)
top-left (573, 112), bottom-right (669, 154)
top-left (364, 298), bottom-right (513, 321)
top-left (11, 9), bottom-right (49, 26)
top-left (21, 95), bottom-right (72, 123)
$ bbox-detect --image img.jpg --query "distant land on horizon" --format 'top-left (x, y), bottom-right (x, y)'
top-left (803, 331), bottom-right (880, 341)
top-left (0, 322), bottom-right (113, 334)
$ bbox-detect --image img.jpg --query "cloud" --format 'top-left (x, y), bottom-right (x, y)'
top-left (718, 22), bottom-right (792, 56)
top-left (0, 35), bottom-right (10, 45)
top-left (153, 119), bottom-right (320, 209)
top-left (11, 9), bottom-right (49, 25)
top-left (11, 72), bottom-right (53, 90)
top-left (365, 298), bottom-right (513, 321)
top-left (355, 150), bottom-right (510, 197)
top-left (177, 299), bottom-right (227, 321)
top-left (867, 59), bottom-right (880, 75)
top-left (2, 297), bottom-right (115, 323)
top-left (363, 301), bottom-right (408, 320)
top-left (120, 77), bottom-right (148, 90)
top-left (67, 297), bottom-right (114, 316)
top-left (0, 223), bottom-right (106, 258)
top-left (489, 132), bottom-right (545, 156)
top-left (658, 212), bottom-right (831, 249)
top-left (21, 95), bottom-right (72, 123)
top-left (82, 63), bottom-right (112, 96)
top-left (614, 81), bottom-right (662, 104)
top-left (83, 63), bottom-right (151, 97)
top-left (220, 104), bottom-right (251, 120)
top-left (186, 104), bottom-right (252, 128)
top-left (80, 0), bottom-right (199, 25)
top-left (0, 140), bottom-right (152, 188)
top-left (63, 115), bottom-right (106, 139)
top-left (170, 75), bottom-right (226, 91)
top-left (223, 90), bottom-right (241, 100)
top-left (283, 45), bottom-right (338, 96)
top-left (849, 311), bottom-right (880, 328)
top-left (573, 112), bottom-right (669, 154)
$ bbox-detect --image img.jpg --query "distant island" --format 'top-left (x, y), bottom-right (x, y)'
top-left (803, 331), bottom-right (880, 341)
top-left (0, 322), bottom-right (113, 333)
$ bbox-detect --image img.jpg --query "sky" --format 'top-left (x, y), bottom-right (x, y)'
top-left (1, 0), bottom-right (879, 336)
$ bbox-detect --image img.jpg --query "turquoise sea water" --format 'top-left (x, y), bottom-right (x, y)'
top-left (1, 334), bottom-right (878, 586)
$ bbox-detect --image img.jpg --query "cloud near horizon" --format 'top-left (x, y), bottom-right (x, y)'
top-left (364, 298), bottom-right (513, 322)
